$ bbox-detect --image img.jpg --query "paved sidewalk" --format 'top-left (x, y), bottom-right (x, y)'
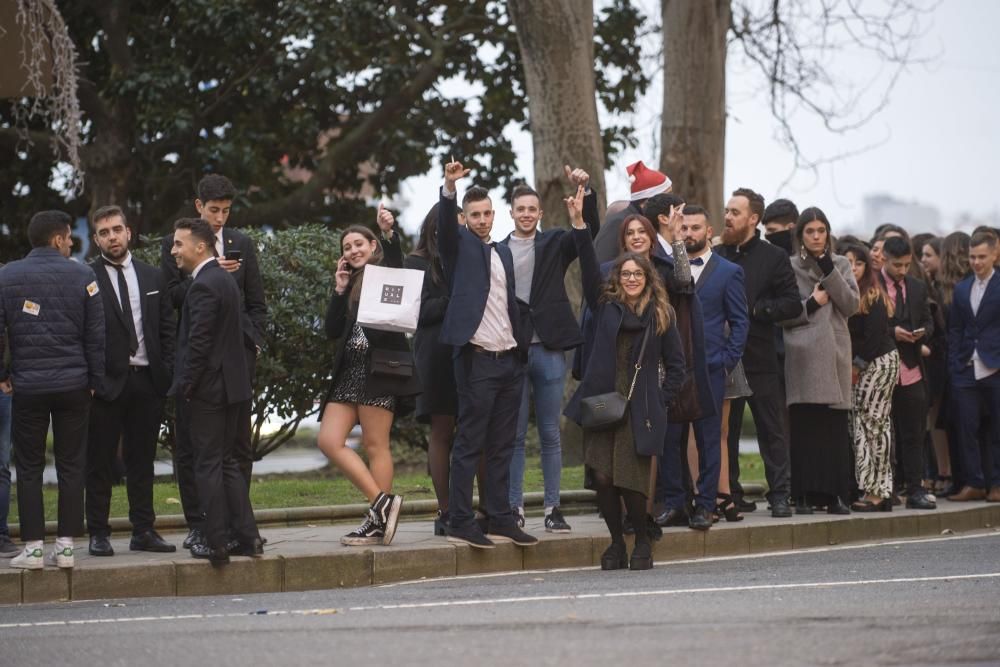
top-left (2, 501), bottom-right (998, 605)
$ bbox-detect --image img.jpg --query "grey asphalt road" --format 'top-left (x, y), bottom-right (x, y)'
top-left (2, 532), bottom-right (999, 666)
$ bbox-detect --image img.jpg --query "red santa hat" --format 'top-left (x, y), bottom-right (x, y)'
top-left (626, 161), bottom-right (672, 201)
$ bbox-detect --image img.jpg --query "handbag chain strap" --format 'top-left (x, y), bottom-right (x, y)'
top-left (624, 323), bottom-right (652, 401)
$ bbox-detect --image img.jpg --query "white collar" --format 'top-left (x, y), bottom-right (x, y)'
top-left (102, 251), bottom-right (132, 268)
top-left (976, 269), bottom-right (995, 286)
top-left (192, 256), bottom-right (216, 279)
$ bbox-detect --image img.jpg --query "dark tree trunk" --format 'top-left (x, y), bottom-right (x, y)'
top-left (660, 0), bottom-right (730, 225)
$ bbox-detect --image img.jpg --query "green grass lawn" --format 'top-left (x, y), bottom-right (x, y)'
top-left (7, 454), bottom-right (765, 524)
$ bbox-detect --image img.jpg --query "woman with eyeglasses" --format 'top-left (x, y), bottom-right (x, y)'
top-left (563, 187), bottom-right (686, 571)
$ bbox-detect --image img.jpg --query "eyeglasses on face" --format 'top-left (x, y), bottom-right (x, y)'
top-left (620, 270), bottom-right (645, 280)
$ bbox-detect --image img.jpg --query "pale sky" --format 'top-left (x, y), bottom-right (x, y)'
top-left (396, 0), bottom-right (999, 241)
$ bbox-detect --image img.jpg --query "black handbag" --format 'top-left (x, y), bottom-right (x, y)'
top-left (370, 348), bottom-right (414, 379)
top-left (580, 325), bottom-right (650, 431)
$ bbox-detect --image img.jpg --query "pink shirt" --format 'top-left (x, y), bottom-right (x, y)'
top-left (883, 270), bottom-right (922, 386)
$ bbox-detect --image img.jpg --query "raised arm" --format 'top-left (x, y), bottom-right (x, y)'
top-left (436, 160), bottom-right (471, 281)
top-left (565, 185), bottom-right (602, 309)
top-left (820, 255), bottom-right (860, 319)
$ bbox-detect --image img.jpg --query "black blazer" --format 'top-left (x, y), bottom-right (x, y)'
top-left (172, 259), bottom-right (251, 405)
top-left (717, 230), bottom-right (801, 375)
top-left (436, 189), bottom-right (524, 350)
top-left (880, 273), bottom-right (934, 374)
top-left (499, 190), bottom-right (599, 350)
top-left (160, 227), bottom-right (268, 350)
top-left (91, 256), bottom-right (175, 400)
top-left (325, 233), bottom-right (421, 400)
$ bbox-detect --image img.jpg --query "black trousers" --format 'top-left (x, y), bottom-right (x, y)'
top-left (13, 388), bottom-right (91, 541)
top-left (175, 345), bottom-right (256, 528)
top-left (449, 347), bottom-right (525, 532)
top-left (187, 396), bottom-right (258, 551)
top-left (86, 368), bottom-right (165, 536)
top-left (892, 381), bottom-right (928, 494)
top-left (727, 371), bottom-right (791, 503)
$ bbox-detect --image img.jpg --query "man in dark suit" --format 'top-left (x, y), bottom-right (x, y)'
top-left (160, 174), bottom-right (267, 548)
top-left (437, 159), bottom-right (536, 550)
top-left (86, 206), bottom-right (177, 556)
top-left (500, 166), bottom-right (598, 533)
top-left (880, 236), bottom-right (937, 509)
top-left (947, 231), bottom-right (1000, 502)
top-left (717, 188), bottom-right (801, 518)
top-left (658, 205), bottom-right (749, 529)
top-left (169, 218), bottom-right (261, 564)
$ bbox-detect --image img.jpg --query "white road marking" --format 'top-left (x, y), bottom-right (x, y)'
top-left (376, 529), bottom-right (1000, 588)
top-left (1, 571), bottom-right (998, 630)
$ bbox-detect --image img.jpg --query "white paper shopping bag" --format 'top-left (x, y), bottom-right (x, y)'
top-left (356, 264), bottom-right (424, 333)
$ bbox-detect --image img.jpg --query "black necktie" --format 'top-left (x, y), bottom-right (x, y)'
top-left (690, 257), bottom-right (704, 266)
top-left (893, 279), bottom-right (906, 318)
top-left (105, 259), bottom-right (139, 356)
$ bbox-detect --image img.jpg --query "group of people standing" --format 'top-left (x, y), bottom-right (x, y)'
top-left (2, 160), bottom-right (998, 575)
top-left (0, 175), bottom-right (268, 568)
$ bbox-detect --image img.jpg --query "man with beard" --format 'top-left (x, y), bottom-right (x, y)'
top-left (86, 206), bottom-right (177, 556)
top-left (657, 206), bottom-right (749, 529)
top-left (717, 189), bottom-right (801, 518)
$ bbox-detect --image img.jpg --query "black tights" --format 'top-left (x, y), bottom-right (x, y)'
top-left (590, 467), bottom-right (648, 546)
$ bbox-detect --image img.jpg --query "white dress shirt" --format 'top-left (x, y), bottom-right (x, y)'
top-left (102, 252), bottom-right (148, 366)
top-left (470, 248), bottom-right (518, 352)
top-left (689, 249), bottom-right (712, 283)
top-left (215, 228), bottom-right (225, 258)
top-left (971, 269), bottom-right (997, 380)
top-left (657, 234), bottom-right (673, 257)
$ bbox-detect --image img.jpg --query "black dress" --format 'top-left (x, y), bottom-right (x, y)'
top-left (403, 253), bottom-right (457, 422)
top-left (789, 404), bottom-right (853, 504)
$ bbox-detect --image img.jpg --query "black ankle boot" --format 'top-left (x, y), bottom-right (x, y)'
top-left (601, 542), bottom-right (628, 570)
top-left (629, 542), bottom-right (653, 571)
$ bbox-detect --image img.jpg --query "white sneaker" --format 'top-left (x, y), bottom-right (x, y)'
top-left (10, 546), bottom-right (44, 570)
top-left (44, 545), bottom-right (75, 569)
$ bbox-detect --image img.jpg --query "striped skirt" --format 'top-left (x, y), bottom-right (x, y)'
top-left (850, 350), bottom-right (899, 498)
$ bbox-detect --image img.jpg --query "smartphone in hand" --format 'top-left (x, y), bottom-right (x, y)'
top-left (224, 250), bottom-right (242, 262)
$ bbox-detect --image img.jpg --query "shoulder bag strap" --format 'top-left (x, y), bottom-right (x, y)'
top-left (624, 323), bottom-right (652, 401)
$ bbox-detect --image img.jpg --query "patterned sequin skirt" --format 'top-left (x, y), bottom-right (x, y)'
top-left (326, 323), bottom-right (395, 411)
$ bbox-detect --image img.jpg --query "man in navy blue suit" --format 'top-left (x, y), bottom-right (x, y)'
top-left (658, 205), bottom-right (749, 529)
top-left (947, 231), bottom-right (1000, 502)
top-left (436, 160), bottom-right (537, 549)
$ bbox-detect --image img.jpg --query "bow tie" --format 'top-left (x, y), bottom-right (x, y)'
top-left (690, 257), bottom-right (704, 266)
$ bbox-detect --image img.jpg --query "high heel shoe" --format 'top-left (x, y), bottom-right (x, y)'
top-left (714, 493), bottom-right (744, 522)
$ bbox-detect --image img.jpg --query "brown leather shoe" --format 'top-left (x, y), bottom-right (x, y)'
top-left (986, 488), bottom-right (1000, 503)
top-left (948, 486), bottom-right (987, 502)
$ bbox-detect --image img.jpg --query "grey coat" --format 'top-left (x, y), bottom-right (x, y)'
top-left (780, 253), bottom-right (860, 410)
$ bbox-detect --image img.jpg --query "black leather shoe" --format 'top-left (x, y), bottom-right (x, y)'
top-left (190, 542), bottom-right (229, 565)
top-left (771, 497), bottom-right (793, 518)
top-left (793, 497), bottom-right (813, 515)
top-left (182, 529), bottom-right (205, 549)
top-left (906, 491), bottom-right (937, 510)
top-left (629, 542), bottom-right (653, 570)
top-left (688, 505), bottom-right (713, 531)
top-left (601, 542), bottom-right (628, 570)
top-left (655, 508), bottom-right (690, 527)
top-left (229, 537), bottom-right (264, 557)
top-left (827, 497), bottom-right (851, 515)
top-left (486, 524), bottom-right (538, 547)
top-left (89, 534), bottom-right (114, 557)
top-left (129, 530), bottom-right (177, 553)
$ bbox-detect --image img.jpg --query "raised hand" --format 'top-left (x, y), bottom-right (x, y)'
top-left (564, 184), bottom-right (586, 229)
top-left (444, 157), bottom-right (471, 193)
top-left (563, 164), bottom-right (590, 190)
top-left (334, 256), bottom-right (352, 295)
top-left (376, 202), bottom-right (395, 237)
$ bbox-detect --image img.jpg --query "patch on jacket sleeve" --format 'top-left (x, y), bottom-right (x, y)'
top-left (22, 300), bottom-right (40, 316)
top-left (86, 281), bottom-right (99, 296)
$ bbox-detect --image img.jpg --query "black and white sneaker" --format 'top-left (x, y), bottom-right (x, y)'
top-left (512, 507), bottom-right (525, 529)
top-left (370, 492), bottom-right (403, 546)
top-left (544, 508), bottom-right (572, 533)
top-left (341, 512), bottom-right (384, 546)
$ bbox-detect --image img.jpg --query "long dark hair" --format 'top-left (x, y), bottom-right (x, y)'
top-left (618, 214), bottom-right (658, 258)
top-left (411, 203), bottom-right (443, 286)
top-left (796, 207), bottom-right (833, 257)
top-left (939, 231), bottom-right (971, 307)
top-left (843, 243), bottom-right (892, 317)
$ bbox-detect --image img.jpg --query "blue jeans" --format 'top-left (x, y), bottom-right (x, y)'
top-left (509, 344), bottom-right (566, 509)
top-left (0, 392), bottom-right (11, 537)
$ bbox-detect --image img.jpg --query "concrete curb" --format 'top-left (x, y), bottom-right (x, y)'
top-left (11, 484), bottom-right (768, 539)
top-left (2, 503), bottom-right (996, 606)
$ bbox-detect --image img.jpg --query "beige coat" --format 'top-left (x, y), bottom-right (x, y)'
top-left (781, 253), bottom-right (860, 410)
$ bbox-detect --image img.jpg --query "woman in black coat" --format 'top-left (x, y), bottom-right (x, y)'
top-left (404, 204), bottom-right (461, 535)
top-left (563, 187), bottom-right (686, 572)
top-left (318, 210), bottom-right (420, 548)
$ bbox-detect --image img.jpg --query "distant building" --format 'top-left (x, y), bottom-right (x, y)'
top-left (864, 194), bottom-right (941, 236)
